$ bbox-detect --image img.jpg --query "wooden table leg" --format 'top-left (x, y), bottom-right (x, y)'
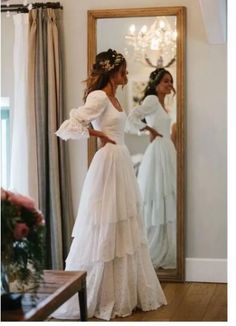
top-left (78, 278), bottom-right (88, 321)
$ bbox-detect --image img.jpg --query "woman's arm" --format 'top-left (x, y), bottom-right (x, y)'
top-left (140, 125), bottom-right (163, 142)
top-left (88, 128), bottom-right (116, 146)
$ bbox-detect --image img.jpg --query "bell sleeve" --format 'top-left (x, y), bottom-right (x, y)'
top-left (126, 95), bottom-right (159, 133)
top-left (55, 90), bottom-right (108, 141)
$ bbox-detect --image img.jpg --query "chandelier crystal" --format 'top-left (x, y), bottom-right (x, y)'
top-left (125, 16), bottom-right (177, 68)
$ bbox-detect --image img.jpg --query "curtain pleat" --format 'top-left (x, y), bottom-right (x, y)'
top-left (27, 10), bottom-right (39, 206)
top-left (27, 8), bottom-right (74, 269)
top-left (34, 8), bottom-right (48, 217)
top-left (47, 8), bottom-right (64, 269)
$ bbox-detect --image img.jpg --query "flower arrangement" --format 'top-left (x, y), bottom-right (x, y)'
top-left (1, 188), bottom-right (45, 293)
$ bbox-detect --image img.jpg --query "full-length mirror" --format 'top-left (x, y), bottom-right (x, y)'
top-left (88, 7), bottom-right (185, 282)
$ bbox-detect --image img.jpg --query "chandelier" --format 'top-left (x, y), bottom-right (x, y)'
top-left (125, 16), bottom-right (177, 68)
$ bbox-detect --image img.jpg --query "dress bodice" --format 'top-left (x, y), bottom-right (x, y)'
top-left (91, 98), bottom-right (127, 145)
top-left (145, 104), bottom-right (172, 138)
top-left (55, 90), bottom-right (127, 144)
top-left (126, 94), bottom-right (172, 139)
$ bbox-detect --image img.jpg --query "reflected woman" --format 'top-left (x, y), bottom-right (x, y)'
top-left (52, 50), bottom-right (167, 321)
top-left (127, 68), bottom-right (177, 270)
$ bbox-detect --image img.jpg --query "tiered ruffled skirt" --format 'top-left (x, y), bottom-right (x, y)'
top-left (137, 137), bottom-right (177, 269)
top-left (52, 143), bottom-right (167, 320)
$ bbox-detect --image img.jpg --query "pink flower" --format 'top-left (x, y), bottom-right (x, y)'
top-left (1, 187), bottom-right (7, 200)
top-left (13, 223), bottom-right (29, 240)
top-left (8, 193), bottom-right (35, 211)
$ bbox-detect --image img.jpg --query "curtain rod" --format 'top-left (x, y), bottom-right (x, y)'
top-left (1, 2), bottom-right (63, 12)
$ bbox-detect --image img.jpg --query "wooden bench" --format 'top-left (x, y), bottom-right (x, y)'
top-left (1, 270), bottom-right (87, 321)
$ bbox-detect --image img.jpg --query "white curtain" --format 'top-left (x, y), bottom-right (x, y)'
top-left (8, 9), bottom-right (73, 268)
top-left (10, 13), bottom-right (38, 204)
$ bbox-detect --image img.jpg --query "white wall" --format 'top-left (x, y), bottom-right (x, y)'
top-left (60, 0), bottom-right (227, 281)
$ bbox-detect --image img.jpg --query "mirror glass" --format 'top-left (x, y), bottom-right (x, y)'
top-left (88, 7), bottom-right (185, 281)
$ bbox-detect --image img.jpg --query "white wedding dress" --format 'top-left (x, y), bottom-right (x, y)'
top-left (127, 95), bottom-right (177, 269)
top-left (52, 90), bottom-right (167, 320)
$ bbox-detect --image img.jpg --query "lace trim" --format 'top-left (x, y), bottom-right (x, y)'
top-left (55, 117), bottom-right (89, 140)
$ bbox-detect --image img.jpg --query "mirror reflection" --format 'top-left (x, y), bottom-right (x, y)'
top-left (97, 16), bottom-right (177, 273)
top-left (88, 7), bottom-right (185, 281)
top-left (125, 68), bottom-right (177, 271)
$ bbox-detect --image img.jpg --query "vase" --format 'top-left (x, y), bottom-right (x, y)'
top-left (1, 264), bottom-right (22, 310)
top-left (1, 263), bottom-right (10, 294)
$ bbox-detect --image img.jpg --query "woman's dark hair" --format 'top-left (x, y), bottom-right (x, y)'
top-left (141, 68), bottom-right (175, 102)
top-left (83, 49), bottom-right (126, 101)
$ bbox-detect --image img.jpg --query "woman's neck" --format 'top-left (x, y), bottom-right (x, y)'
top-left (157, 94), bottom-right (166, 108)
top-left (103, 81), bottom-right (117, 97)
top-left (157, 93), bottom-right (169, 112)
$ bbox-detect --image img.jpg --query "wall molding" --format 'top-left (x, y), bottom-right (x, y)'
top-left (185, 258), bottom-right (227, 283)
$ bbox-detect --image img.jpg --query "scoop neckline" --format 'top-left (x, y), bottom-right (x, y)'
top-left (155, 96), bottom-right (169, 115)
top-left (100, 90), bottom-right (124, 113)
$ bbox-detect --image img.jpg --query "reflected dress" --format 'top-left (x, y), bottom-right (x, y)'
top-left (128, 95), bottom-right (177, 269)
top-left (52, 90), bottom-right (167, 320)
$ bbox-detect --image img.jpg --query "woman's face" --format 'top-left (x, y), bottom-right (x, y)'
top-left (156, 73), bottom-right (173, 95)
top-left (113, 64), bottom-right (128, 86)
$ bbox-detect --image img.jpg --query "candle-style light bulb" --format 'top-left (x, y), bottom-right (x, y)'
top-left (129, 24), bottom-right (136, 35)
top-left (140, 25), bottom-right (147, 34)
top-left (159, 20), bottom-right (165, 29)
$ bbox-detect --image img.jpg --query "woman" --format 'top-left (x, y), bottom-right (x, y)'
top-left (52, 49), bottom-right (167, 320)
top-left (127, 68), bottom-right (177, 270)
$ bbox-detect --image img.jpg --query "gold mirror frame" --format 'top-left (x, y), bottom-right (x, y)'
top-left (87, 7), bottom-right (186, 282)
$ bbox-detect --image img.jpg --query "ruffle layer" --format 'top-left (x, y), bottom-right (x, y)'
top-left (138, 137), bottom-right (176, 227)
top-left (55, 108), bottom-right (89, 140)
top-left (69, 143), bottom-right (149, 262)
top-left (72, 143), bottom-right (143, 229)
top-left (142, 192), bottom-right (176, 227)
top-left (148, 223), bottom-right (176, 269)
top-left (67, 143), bottom-right (148, 263)
top-left (137, 137), bottom-right (177, 268)
top-left (138, 137), bottom-right (176, 196)
top-left (51, 244), bottom-right (167, 320)
top-left (67, 215), bottom-right (147, 265)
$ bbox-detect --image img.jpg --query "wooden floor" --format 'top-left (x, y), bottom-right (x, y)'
top-left (50, 282), bottom-right (227, 322)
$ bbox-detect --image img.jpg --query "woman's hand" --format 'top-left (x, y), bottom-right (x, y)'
top-left (99, 134), bottom-right (116, 147)
top-left (149, 128), bottom-right (163, 142)
top-left (88, 128), bottom-right (116, 147)
top-left (140, 126), bottom-right (163, 142)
